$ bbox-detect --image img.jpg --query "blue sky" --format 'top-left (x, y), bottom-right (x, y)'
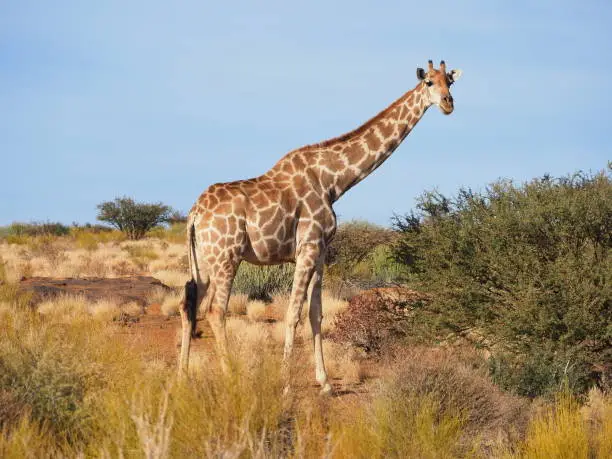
top-left (1, 1), bottom-right (610, 227)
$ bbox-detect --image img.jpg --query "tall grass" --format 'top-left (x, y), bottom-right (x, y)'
top-left (1, 287), bottom-right (611, 457)
top-left (232, 263), bottom-right (294, 302)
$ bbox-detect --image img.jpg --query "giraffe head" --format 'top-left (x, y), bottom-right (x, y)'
top-left (416, 60), bottom-right (462, 115)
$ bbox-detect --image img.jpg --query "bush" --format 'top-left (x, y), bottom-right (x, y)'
top-left (325, 221), bottom-right (399, 289)
top-left (147, 222), bottom-right (187, 244)
top-left (385, 348), bottom-right (530, 442)
top-left (96, 197), bottom-right (175, 240)
top-left (392, 168), bottom-right (612, 396)
top-left (3, 222), bottom-right (70, 238)
top-left (0, 304), bottom-right (137, 445)
top-left (331, 287), bottom-right (430, 355)
top-left (232, 263), bottom-right (294, 302)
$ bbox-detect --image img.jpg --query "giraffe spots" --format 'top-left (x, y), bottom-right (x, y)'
top-left (378, 122), bottom-right (395, 138)
top-left (304, 193), bottom-right (322, 214)
top-left (263, 236), bottom-right (280, 256)
top-left (253, 191), bottom-right (271, 208)
top-left (385, 139), bottom-right (399, 151)
top-left (364, 131), bottom-right (382, 151)
top-left (258, 206), bottom-right (277, 225)
top-left (343, 143), bottom-right (367, 163)
top-left (214, 202), bottom-right (232, 214)
top-left (227, 215), bottom-right (237, 233)
top-left (275, 223), bottom-right (287, 241)
top-left (215, 186), bottom-right (231, 201)
top-left (206, 193), bottom-right (219, 208)
top-left (212, 216), bottom-right (228, 234)
top-left (281, 161), bottom-right (295, 174)
top-left (292, 154), bottom-right (306, 171)
top-left (319, 170), bottom-right (334, 188)
top-left (274, 171), bottom-right (292, 183)
top-left (280, 193), bottom-right (298, 212)
top-left (321, 151), bottom-right (345, 171)
top-left (252, 239), bottom-right (270, 260)
top-left (336, 169), bottom-right (355, 191)
top-left (291, 174), bottom-right (307, 192)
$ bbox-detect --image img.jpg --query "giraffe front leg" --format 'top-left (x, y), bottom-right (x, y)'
top-left (308, 257), bottom-right (332, 395)
top-left (283, 243), bottom-right (319, 393)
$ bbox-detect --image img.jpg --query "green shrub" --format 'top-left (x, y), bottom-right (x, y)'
top-left (0, 311), bottom-right (135, 445)
top-left (2, 222), bottom-right (70, 238)
top-left (97, 197), bottom-right (176, 240)
top-left (392, 168), bottom-right (612, 396)
top-left (147, 222), bottom-right (187, 244)
top-left (326, 220), bottom-right (396, 282)
top-left (232, 263), bottom-right (294, 302)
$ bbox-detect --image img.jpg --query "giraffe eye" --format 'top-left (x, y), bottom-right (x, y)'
top-left (425, 80), bottom-right (433, 87)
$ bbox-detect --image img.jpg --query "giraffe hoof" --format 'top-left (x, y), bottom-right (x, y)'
top-left (319, 383), bottom-right (333, 397)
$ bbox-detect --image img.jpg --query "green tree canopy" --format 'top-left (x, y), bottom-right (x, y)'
top-left (96, 197), bottom-right (175, 240)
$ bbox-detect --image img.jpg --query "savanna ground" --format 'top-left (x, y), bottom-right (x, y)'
top-left (0, 168), bottom-right (610, 458)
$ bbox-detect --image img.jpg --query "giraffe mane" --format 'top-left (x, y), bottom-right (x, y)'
top-left (299, 85), bottom-right (420, 151)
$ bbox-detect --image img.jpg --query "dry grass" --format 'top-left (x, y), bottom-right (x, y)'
top-left (150, 269), bottom-right (188, 288)
top-left (1, 231), bottom-right (610, 457)
top-left (246, 299), bottom-right (269, 322)
top-left (520, 395), bottom-right (588, 458)
top-left (228, 293), bottom-right (249, 316)
top-left (0, 236), bottom-right (186, 280)
top-left (160, 290), bottom-right (182, 317)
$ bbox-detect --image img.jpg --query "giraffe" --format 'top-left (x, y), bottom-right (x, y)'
top-left (179, 60), bottom-right (462, 394)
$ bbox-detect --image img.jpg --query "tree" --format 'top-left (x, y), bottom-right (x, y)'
top-left (392, 168), bottom-right (611, 396)
top-left (96, 197), bottom-right (175, 240)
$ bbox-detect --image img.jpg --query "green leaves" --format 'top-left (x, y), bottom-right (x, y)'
top-left (393, 168), bottom-right (612, 396)
top-left (96, 197), bottom-right (175, 240)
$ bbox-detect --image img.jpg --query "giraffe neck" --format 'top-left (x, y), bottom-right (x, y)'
top-left (313, 82), bottom-right (430, 202)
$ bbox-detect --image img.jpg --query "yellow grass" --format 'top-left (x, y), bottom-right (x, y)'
top-left (160, 290), bottom-right (182, 317)
top-left (246, 299), bottom-right (268, 322)
top-left (2, 231), bottom-right (611, 458)
top-left (228, 293), bottom-right (249, 316)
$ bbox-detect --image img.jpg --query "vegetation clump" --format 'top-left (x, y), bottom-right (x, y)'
top-left (392, 168), bottom-right (611, 396)
top-left (97, 197), bottom-right (177, 240)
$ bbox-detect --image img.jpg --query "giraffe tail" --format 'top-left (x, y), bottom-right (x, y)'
top-left (184, 221), bottom-right (200, 338)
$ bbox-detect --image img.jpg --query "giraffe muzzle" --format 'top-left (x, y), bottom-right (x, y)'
top-left (440, 95), bottom-right (454, 114)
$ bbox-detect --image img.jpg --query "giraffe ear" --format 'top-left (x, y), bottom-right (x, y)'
top-left (416, 68), bottom-right (426, 80)
top-left (449, 69), bottom-right (462, 83)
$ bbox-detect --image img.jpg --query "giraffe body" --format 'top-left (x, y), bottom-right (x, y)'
top-left (179, 61), bottom-right (462, 394)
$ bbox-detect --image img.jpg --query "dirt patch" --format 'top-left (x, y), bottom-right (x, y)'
top-left (19, 276), bottom-right (172, 307)
top-left (16, 276), bottom-right (368, 395)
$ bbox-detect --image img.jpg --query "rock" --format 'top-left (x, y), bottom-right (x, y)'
top-left (19, 276), bottom-right (172, 307)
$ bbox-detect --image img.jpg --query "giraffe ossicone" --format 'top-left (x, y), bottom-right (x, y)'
top-left (178, 60), bottom-right (462, 394)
